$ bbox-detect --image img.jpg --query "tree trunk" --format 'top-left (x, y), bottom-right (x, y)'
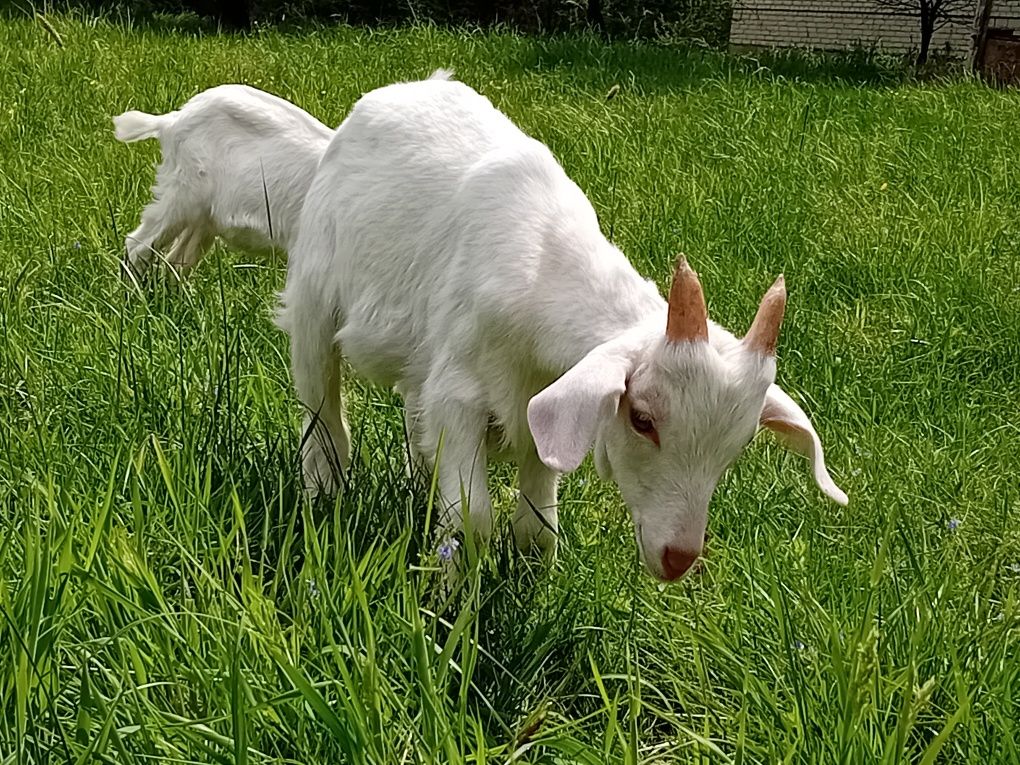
top-left (192, 0), bottom-right (250, 31)
top-left (970, 0), bottom-right (996, 71)
top-left (916, 11), bottom-right (935, 66)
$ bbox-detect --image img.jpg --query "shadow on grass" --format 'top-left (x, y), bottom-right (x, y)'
top-left (14, 4), bottom-right (914, 89)
top-left (512, 35), bottom-right (912, 90)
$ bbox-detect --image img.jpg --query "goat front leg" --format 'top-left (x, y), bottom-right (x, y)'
top-left (396, 382), bottom-right (428, 482)
top-left (419, 380), bottom-right (493, 557)
top-left (514, 448), bottom-right (559, 561)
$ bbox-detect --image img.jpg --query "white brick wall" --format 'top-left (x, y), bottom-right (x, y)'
top-left (730, 1), bottom-right (1020, 56)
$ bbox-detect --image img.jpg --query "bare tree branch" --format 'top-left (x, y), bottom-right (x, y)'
top-left (874, 0), bottom-right (973, 65)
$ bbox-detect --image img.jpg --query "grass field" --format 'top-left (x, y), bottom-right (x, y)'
top-left (1, 12), bottom-right (1019, 763)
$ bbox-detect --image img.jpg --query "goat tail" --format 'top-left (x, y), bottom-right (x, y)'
top-left (112, 110), bottom-right (164, 143)
top-left (428, 68), bottom-right (455, 81)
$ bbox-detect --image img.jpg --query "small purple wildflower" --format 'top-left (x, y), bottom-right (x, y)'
top-left (72, 241), bottom-right (81, 250)
top-left (437, 537), bottom-right (460, 561)
top-left (793, 640), bottom-right (806, 651)
top-left (946, 518), bottom-right (962, 532)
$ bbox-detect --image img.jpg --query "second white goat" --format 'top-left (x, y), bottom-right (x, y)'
top-left (278, 73), bottom-right (848, 582)
top-left (114, 84), bottom-right (332, 281)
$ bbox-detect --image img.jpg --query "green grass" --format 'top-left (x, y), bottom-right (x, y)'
top-left (1, 11), bottom-right (1019, 763)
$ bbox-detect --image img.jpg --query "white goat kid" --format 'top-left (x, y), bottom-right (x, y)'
top-left (278, 73), bottom-right (848, 582)
top-left (114, 85), bottom-right (332, 282)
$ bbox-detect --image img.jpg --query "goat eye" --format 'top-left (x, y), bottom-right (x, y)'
top-left (629, 409), bottom-right (656, 435)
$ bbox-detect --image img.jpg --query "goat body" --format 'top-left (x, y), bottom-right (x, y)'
top-left (114, 84), bottom-right (332, 280)
top-left (279, 73), bottom-right (847, 581)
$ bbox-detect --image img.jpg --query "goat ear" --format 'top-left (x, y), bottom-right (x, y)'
top-left (528, 348), bottom-right (632, 473)
top-left (759, 384), bottom-right (849, 506)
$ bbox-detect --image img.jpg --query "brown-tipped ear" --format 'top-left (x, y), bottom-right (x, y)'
top-left (743, 274), bottom-right (786, 355)
top-left (666, 255), bottom-right (708, 344)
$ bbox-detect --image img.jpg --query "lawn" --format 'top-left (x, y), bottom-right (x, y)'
top-left (1, 11), bottom-right (1018, 764)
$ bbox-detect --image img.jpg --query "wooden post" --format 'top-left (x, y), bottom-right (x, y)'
top-left (970, 0), bottom-right (995, 72)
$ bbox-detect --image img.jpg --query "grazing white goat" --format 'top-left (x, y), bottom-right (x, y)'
top-left (277, 72), bottom-right (848, 582)
top-left (113, 84), bottom-right (332, 281)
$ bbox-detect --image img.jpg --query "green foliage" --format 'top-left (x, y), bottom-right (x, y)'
top-left (1, 13), bottom-right (1019, 763)
top-left (36, 0), bottom-right (733, 42)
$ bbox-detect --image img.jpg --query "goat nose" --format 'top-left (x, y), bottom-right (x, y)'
top-left (660, 546), bottom-right (699, 581)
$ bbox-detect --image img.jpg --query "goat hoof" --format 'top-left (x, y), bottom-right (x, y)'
top-left (120, 260), bottom-right (148, 287)
top-left (301, 446), bottom-right (343, 497)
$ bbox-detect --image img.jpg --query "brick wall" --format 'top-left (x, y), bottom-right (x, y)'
top-left (730, 1), bottom-right (1020, 56)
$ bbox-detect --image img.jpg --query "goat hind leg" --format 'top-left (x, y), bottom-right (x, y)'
top-left (122, 195), bottom-right (187, 283)
top-left (286, 305), bottom-right (350, 495)
top-left (166, 225), bottom-right (215, 280)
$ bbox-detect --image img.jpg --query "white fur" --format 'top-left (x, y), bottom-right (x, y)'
top-left (114, 84), bottom-right (333, 281)
top-left (278, 73), bottom-right (848, 581)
